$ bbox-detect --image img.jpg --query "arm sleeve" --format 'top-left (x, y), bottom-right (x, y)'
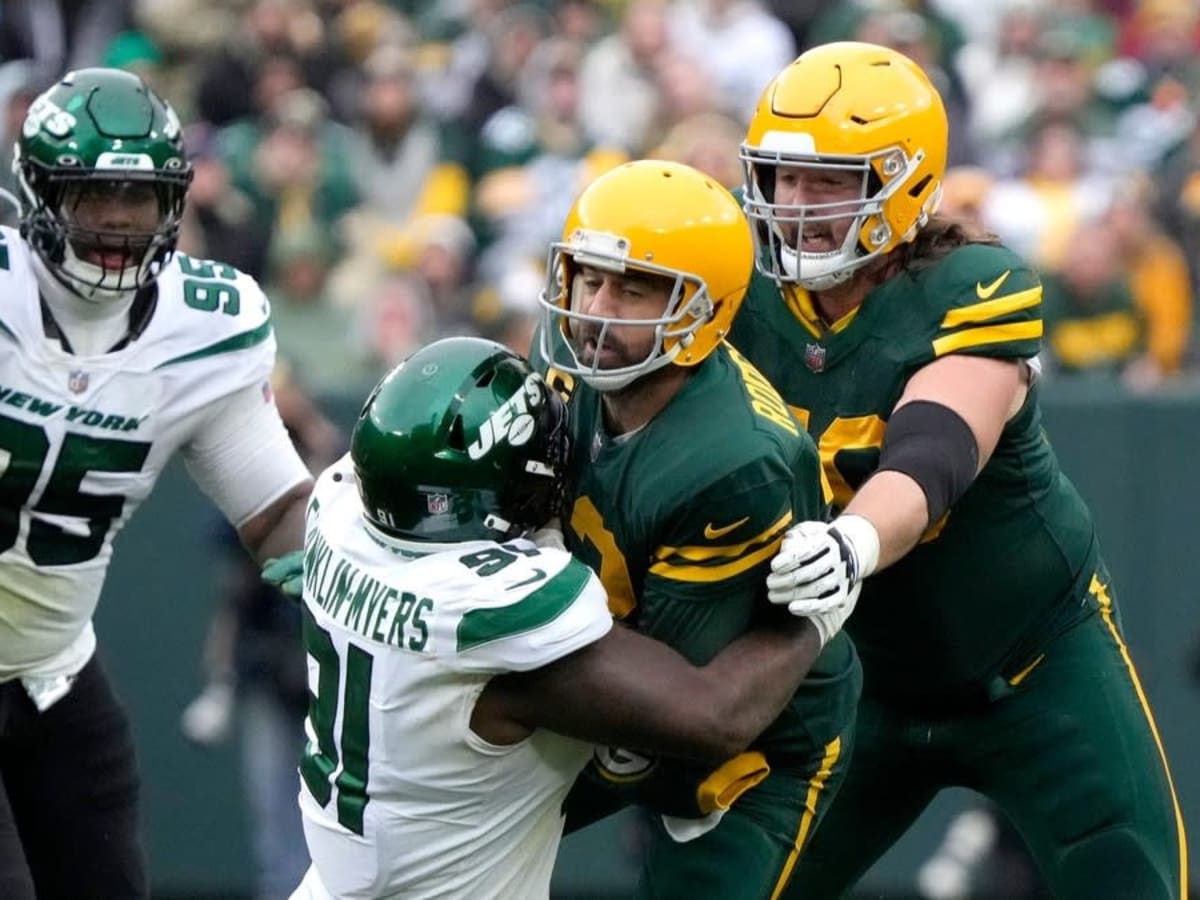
top-left (926, 244), bottom-right (1043, 362)
top-left (449, 553), bottom-right (614, 674)
top-left (181, 381), bottom-right (312, 528)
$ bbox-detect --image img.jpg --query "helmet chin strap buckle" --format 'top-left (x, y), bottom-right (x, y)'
top-left (483, 513), bottom-right (513, 534)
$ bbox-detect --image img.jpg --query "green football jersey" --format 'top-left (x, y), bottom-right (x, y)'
top-left (531, 333), bottom-right (854, 763)
top-left (729, 242), bottom-right (1099, 701)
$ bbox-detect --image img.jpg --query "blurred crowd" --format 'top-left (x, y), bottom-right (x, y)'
top-left (2, 0), bottom-right (1200, 397)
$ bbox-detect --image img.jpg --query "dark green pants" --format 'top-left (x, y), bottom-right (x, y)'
top-left (786, 583), bottom-right (1188, 899)
top-left (634, 728), bottom-right (852, 900)
top-left (564, 633), bottom-right (862, 898)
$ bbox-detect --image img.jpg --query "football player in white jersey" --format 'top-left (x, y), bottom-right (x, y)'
top-left (0, 68), bottom-right (312, 898)
top-left (286, 336), bottom-right (851, 900)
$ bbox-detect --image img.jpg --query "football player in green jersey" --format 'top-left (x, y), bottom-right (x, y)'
top-left (730, 41), bottom-right (1188, 899)
top-left (535, 160), bottom-right (862, 899)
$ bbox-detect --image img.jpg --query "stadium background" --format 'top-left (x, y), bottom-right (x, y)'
top-left (2, 0), bottom-right (1198, 896)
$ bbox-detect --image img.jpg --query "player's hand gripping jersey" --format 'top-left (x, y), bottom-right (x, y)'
top-left (297, 460), bottom-right (612, 900)
top-left (730, 243), bottom-right (1098, 699)
top-left (0, 234), bottom-right (293, 683)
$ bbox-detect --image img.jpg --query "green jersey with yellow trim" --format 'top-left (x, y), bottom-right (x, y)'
top-left (532, 334), bottom-right (852, 763)
top-left (729, 242), bottom-right (1098, 701)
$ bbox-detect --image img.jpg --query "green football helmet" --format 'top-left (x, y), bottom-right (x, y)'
top-left (14, 67), bottom-right (192, 303)
top-left (351, 337), bottom-right (570, 544)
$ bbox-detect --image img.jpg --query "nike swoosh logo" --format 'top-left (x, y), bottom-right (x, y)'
top-left (507, 569), bottom-right (546, 590)
top-left (704, 517), bottom-right (749, 540)
top-left (976, 270), bottom-right (1011, 300)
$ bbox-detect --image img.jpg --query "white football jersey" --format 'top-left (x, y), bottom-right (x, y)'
top-left (297, 460), bottom-right (612, 900)
top-left (0, 228), bottom-right (283, 680)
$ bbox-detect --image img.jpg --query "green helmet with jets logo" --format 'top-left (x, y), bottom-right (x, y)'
top-left (15, 67), bottom-right (192, 302)
top-left (351, 336), bottom-right (570, 544)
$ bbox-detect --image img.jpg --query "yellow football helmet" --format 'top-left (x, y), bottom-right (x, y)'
top-left (538, 160), bottom-right (753, 392)
top-left (741, 42), bottom-right (948, 290)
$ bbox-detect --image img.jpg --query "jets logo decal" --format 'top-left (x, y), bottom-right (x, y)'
top-left (467, 373), bottom-right (545, 460)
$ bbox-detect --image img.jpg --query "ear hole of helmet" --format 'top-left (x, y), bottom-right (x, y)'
top-left (498, 384), bottom-right (571, 531)
top-left (447, 416), bottom-right (467, 452)
top-left (866, 168), bottom-right (883, 199)
top-left (753, 163), bottom-right (777, 204)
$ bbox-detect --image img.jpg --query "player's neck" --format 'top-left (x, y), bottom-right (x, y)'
top-left (33, 254), bottom-right (137, 356)
top-left (810, 258), bottom-right (893, 324)
top-left (811, 279), bottom-right (868, 325)
top-left (600, 365), bottom-right (689, 436)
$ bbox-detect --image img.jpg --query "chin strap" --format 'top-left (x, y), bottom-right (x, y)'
top-left (482, 513), bottom-right (515, 535)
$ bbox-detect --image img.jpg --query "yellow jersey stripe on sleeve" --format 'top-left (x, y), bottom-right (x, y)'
top-left (939, 286), bottom-right (1042, 329)
top-left (932, 320), bottom-right (1043, 357)
top-left (653, 511), bottom-right (793, 563)
top-left (649, 538), bottom-right (782, 583)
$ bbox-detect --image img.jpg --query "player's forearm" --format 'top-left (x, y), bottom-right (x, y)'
top-left (500, 622), bottom-right (810, 763)
top-left (843, 470), bottom-right (930, 571)
top-left (238, 481), bottom-right (312, 563)
top-left (696, 617), bottom-right (822, 755)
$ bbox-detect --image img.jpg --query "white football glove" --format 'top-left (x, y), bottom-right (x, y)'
top-left (802, 584), bottom-right (859, 650)
top-left (766, 515), bottom-right (880, 625)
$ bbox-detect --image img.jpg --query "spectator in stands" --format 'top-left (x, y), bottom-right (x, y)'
top-left (1040, 220), bottom-right (1144, 377)
top-left (1152, 112), bottom-right (1200, 295)
top-left (471, 35), bottom-right (626, 284)
top-left (957, 0), bottom-right (1045, 157)
top-left (351, 273), bottom-right (437, 379)
top-left (666, 0), bottom-right (795, 117)
top-left (216, 86), bottom-right (360, 281)
top-left (454, 4), bottom-right (551, 138)
top-left (578, 0), bottom-right (672, 153)
top-left (650, 111), bottom-right (745, 189)
top-left (0, 63), bottom-right (49, 225)
top-left (177, 124), bottom-right (268, 277)
top-left (982, 116), bottom-right (1113, 271)
top-left (265, 226), bottom-right (374, 395)
top-left (0, 0), bottom-right (128, 74)
top-left (193, 0), bottom-right (337, 128)
top-left (1104, 175), bottom-right (1194, 386)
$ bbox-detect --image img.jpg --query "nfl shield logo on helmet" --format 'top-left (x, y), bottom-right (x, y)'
top-left (426, 493), bottom-right (450, 515)
top-left (67, 370), bottom-right (89, 393)
top-left (804, 343), bottom-right (826, 373)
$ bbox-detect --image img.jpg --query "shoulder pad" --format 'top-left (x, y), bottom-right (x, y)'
top-left (446, 551), bottom-right (612, 673)
top-left (145, 253), bottom-right (274, 373)
top-left (920, 244), bottom-right (1043, 361)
